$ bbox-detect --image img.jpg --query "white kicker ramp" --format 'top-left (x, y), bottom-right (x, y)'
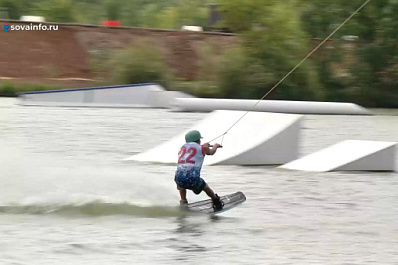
top-left (279, 140), bottom-right (397, 172)
top-left (126, 110), bottom-right (303, 165)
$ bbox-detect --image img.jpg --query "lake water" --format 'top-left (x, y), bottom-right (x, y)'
top-left (1, 97), bottom-right (397, 265)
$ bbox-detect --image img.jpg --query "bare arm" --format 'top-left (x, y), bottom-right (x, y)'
top-left (202, 143), bottom-right (222, 156)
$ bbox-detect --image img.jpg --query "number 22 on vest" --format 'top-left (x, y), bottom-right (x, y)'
top-left (178, 147), bottom-right (197, 164)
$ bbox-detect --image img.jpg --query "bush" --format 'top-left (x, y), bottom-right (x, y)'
top-left (196, 40), bottom-right (223, 84)
top-left (110, 39), bottom-right (173, 88)
top-left (0, 82), bottom-right (57, 97)
top-left (20, 83), bottom-right (56, 93)
top-left (0, 0), bottom-right (20, 19)
top-left (217, 46), bottom-right (273, 99)
top-left (0, 82), bottom-right (16, 97)
top-left (215, 44), bottom-right (322, 101)
top-left (35, 0), bottom-right (75, 23)
top-left (347, 43), bottom-right (398, 107)
top-left (173, 80), bottom-right (221, 98)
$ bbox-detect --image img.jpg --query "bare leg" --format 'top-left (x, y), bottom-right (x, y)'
top-left (203, 185), bottom-right (216, 200)
top-left (179, 189), bottom-right (187, 202)
top-left (204, 185), bottom-right (223, 210)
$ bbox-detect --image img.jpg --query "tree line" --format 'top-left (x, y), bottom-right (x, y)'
top-left (1, 0), bottom-right (397, 107)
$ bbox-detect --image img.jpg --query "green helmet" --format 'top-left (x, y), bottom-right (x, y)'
top-left (185, 130), bottom-right (203, 143)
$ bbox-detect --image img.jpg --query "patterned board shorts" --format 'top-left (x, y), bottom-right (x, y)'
top-left (175, 170), bottom-right (207, 195)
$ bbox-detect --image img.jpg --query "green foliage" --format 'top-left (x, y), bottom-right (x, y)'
top-left (347, 43), bottom-right (398, 107)
top-left (35, 0), bottom-right (75, 22)
top-left (0, 82), bottom-right (57, 97)
top-left (88, 46), bottom-right (110, 75)
top-left (218, 0), bottom-right (273, 33)
top-left (112, 0), bottom-right (212, 28)
top-left (74, 0), bottom-right (104, 25)
top-left (299, 0), bottom-right (398, 107)
top-left (196, 40), bottom-right (223, 83)
top-left (153, 7), bottom-right (179, 29)
top-left (110, 39), bottom-right (173, 88)
top-left (0, 82), bottom-right (17, 97)
top-left (0, 0), bottom-right (41, 19)
top-left (349, 1), bottom-right (398, 107)
top-left (173, 81), bottom-right (221, 98)
top-left (20, 83), bottom-right (57, 92)
top-left (216, 45), bottom-right (272, 99)
top-left (218, 0), bottom-right (322, 100)
top-left (1, 0), bottom-right (397, 107)
top-left (105, 0), bottom-right (120, 21)
top-left (0, 0), bottom-right (21, 19)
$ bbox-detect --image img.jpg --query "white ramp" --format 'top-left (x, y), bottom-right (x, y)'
top-left (279, 140), bottom-right (397, 172)
top-left (18, 83), bottom-right (193, 108)
top-left (126, 110), bottom-right (303, 165)
top-left (171, 98), bottom-right (371, 115)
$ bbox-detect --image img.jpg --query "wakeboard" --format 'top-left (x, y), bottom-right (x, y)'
top-left (186, 191), bottom-right (246, 214)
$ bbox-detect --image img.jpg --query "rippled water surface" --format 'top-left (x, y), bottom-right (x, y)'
top-left (1, 98), bottom-right (397, 265)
